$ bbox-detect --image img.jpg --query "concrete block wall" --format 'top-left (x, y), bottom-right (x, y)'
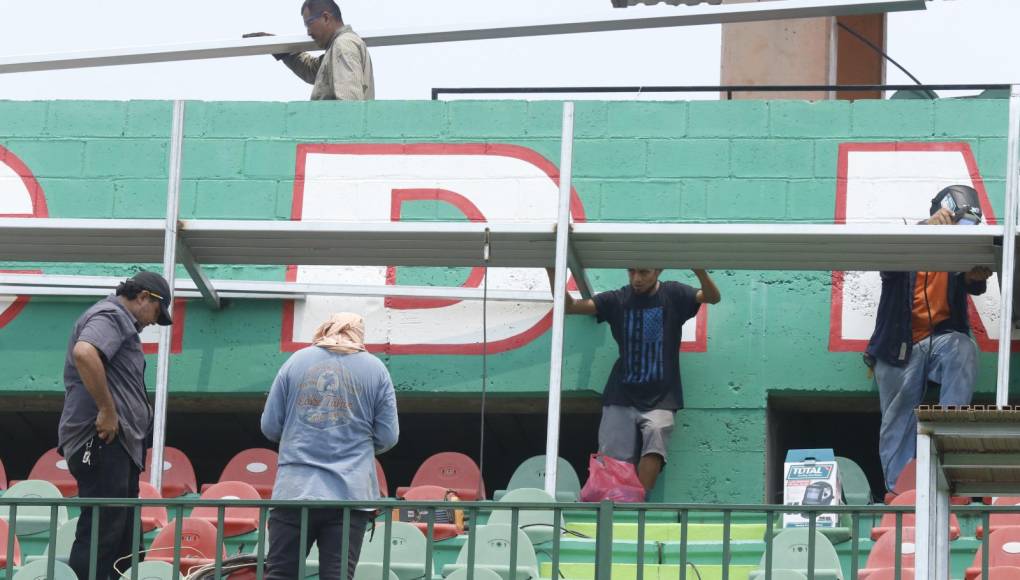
top-left (0, 98), bottom-right (1010, 502)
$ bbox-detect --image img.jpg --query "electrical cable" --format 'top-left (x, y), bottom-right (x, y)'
top-left (835, 21), bottom-right (937, 99)
top-left (477, 228), bottom-right (491, 502)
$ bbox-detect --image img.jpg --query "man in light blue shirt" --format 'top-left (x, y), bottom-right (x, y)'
top-left (261, 312), bottom-right (398, 579)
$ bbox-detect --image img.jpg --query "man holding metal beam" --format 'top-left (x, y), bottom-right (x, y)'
top-left (245, 0), bottom-right (374, 100)
top-left (549, 268), bottom-right (721, 492)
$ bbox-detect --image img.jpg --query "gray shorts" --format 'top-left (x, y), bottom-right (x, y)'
top-left (598, 405), bottom-right (676, 465)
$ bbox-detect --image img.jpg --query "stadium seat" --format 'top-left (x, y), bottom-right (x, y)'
top-left (376, 458), bottom-right (389, 498)
top-left (488, 487), bottom-right (562, 546)
top-left (444, 568), bottom-right (504, 580)
top-left (353, 562), bottom-right (400, 580)
top-left (835, 457), bottom-right (872, 505)
top-left (0, 518), bottom-right (21, 568)
top-left (146, 517), bottom-right (226, 576)
top-left (441, 524), bottom-right (541, 580)
top-left (0, 480), bottom-right (68, 536)
top-left (396, 452), bottom-right (486, 500)
top-left (0, 456), bottom-right (7, 491)
top-left (190, 481), bottom-right (260, 537)
top-left (863, 569), bottom-right (916, 580)
top-left (25, 448), bottom-right (76, 497)
top-left (493, 455), bottom-right (581, 502)
top-left (748, 528), bottom-right (844, 580)
top-left (398, 485), bottom-right (462, 541)
top-left (138, 481), bottom-right (168, 533)
top-left (358, 521), bottom-right (430, 580)
top-left (12, 558), bottom-right (77, 580)
top-left (975, 567), bottom-right (1020, 580)
top-left (884, 459), bottom-right (969, 505)
top-left (870, 490), bottom-right (960, 541)
top-left (25, 516), bottom-right (76, 565)
top-left (966, 528), bottom-right (1020, 580)
top-left (140, 447), bottom-right (198, 498)
top-left (976, 497), bottom-right (1020, 539)
top-left (201, 448), bottom-right (277, 500)
top-left (124, 560), bottom-right (176, 580)
top-left (858, 526), bottom-right (915, 580)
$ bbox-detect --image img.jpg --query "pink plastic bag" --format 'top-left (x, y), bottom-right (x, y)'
top-left (580, 453), bottom-right (646, 503)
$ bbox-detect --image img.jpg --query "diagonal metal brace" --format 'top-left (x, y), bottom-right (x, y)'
top-left (567, 227), bottom-right (594, 300)
top-left (176, 235), bottom-right (221, 309)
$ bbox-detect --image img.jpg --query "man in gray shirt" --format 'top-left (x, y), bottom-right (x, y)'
top-left (59, 271), bottom-right (173, 580)
top-left (246, 0), bottom-right (374, 100)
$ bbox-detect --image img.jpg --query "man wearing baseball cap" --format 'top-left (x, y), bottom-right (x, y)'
top-left (58, 270), bottom-right (172, 580)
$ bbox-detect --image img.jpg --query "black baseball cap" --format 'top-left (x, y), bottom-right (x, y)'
top-left (129, 271), bottom-right (173, 326)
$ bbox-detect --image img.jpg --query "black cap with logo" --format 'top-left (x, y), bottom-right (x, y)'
top-left (129, 271), bottom-right (173, 326)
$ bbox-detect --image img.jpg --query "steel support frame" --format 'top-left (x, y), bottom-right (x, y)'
top-left (176, 239), bottom-right (220, 309)
top-left (150, 100), bottom-right (185, 492)
top-left (0, 0), bottom-right (926, 74)
top-left (544, 103), bottom-right (575, 497)
top-left (997, 85), bottom-right (1020, 407)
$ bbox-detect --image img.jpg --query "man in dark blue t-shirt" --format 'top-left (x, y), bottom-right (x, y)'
top-left (549, 268), bottom-right (720, 491)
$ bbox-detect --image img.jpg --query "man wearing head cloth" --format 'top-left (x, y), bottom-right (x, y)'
top-left (261, 312), bottom-right (399, 579)
top-left (59, 271), bottom-right (173, 580)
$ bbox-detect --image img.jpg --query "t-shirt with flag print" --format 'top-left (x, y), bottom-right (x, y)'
top-left (593, 281), bottom-right (702, 411)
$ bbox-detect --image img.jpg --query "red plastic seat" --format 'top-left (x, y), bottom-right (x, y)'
top-left (25, 448), bottom-right (76, 497)
top-left (146, 517), bottom-right (226, 575)
top-left (977, 497), bottom-right (1020, 539)
top-left (967, 528), bottom-right (1020, 580)
top-left (884, 459), bottom-right (969, 505)
top-left (190, 481), bottom-right (261, 537)
top-left (138, 481), bottom-right (168, 533)
top-left (200, 448), bottom-right (278, 500)
top-left (870, 490), bottom-right (960, 541)
top-left (0, 518), bottom-right (21, 568)
top-left (395, 452), bottom-right (486, 500)
top-left (858, 527), bottom-right (916, 580)
top-left (975, 567), bottom-right (1020, 580)
top-left (376, 459), bottom-right (389, 498)
top-left (863, 568), bottom-right (916, 580)
top-left (398, 485), bottom-right (463, 541)
top-left (140, 447), bottom-right (198, 498)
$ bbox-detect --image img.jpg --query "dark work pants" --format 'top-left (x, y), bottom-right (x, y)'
top-left (266, 508), bottom-right (372, 580)
top-left (67, 438), bottom-right (141, 580)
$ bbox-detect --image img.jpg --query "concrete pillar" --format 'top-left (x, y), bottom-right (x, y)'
top-left (720, 1), bottom-right (885, 101)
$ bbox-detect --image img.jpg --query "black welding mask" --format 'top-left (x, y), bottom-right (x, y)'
top-left (930, 185), bottom-right (982, 225)
top-left (802, 481), bottom-right (835, 506)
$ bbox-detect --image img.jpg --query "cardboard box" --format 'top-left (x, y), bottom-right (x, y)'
top-left (782, 448), bottom-right (841, 528)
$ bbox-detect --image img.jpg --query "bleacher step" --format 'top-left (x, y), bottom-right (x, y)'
top-left (540, 562), bottom-right (756, 580)
top-left (565, 522), bottom-right (767, 542)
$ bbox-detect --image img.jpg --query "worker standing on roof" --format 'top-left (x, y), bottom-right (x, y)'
top-left (261, 312), bottom-right (398, 579)
top-left (866, 185), bottom-right (992, 494)
top-left (58, 271), bottom-right (173, 580)
top-left (548, 268), bottom-right (721, 493)
top-left (245, 0), bottom-right (374, 100)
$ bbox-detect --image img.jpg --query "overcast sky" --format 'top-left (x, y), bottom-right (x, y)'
top-left (0, 0), bottom-right (1011, 101)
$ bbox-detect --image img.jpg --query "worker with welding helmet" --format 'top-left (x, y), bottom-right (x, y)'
top-left (865, 184), bottom-right (993, 493)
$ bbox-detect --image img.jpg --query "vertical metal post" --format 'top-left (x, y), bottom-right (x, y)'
top-left (996, 85), bottom-right (1020, 408)
top-left (594, 499), bottom-right (614, 580)
top-left (150, 100), bottom-right (185, 490)
top-left (915, 428), bottom-right (935, 580)
top-left (544, 101), bottom-right (575, 496)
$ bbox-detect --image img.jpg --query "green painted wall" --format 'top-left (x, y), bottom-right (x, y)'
top-left (0, 98), bottom-right (1011, 503)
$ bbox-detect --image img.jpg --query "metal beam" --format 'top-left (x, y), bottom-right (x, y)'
top-left (941, 453), bottom-right (1020, 468)
top-left (998, 84), bottom-right (1020, 408)
top-left (567, 239), bottom-right (595, 300)
top-left (0, 0), bottom-right (926, 74)
top-left (176, 237), bottom-right (220, 309)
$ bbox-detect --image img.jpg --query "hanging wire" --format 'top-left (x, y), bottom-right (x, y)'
top-left (477, 227), bottom-right (491, 501)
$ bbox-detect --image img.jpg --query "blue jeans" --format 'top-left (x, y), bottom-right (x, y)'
top-left (874, 331), bottom-right (977, 491)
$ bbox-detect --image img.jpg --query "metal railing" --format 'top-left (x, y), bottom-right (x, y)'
top-left (2, 495), bottom-right (1017, 580)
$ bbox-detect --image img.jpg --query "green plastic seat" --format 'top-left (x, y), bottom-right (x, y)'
top-left (445, 568), bottom-right (504, 580)
top-left (441, 524), bottom-right (540, 580)
top-left (123, 560), bottom-right (175, 580)
top-left (0, 480), bottom-right (68, 537)
top-left (488, 487), bottom-right (562, 546)
top-left (25, 517), bottom-right (76, 565)
top-left (493, 456), bottom-right (580, 502)
top-left (11, 559), bottom-right (77, 580)
top-left (359, 521), bottom-right (429, 580)
top-left (748, 528), bottom-right (845, 580)
top-left (353, 562), bottom-right (400, 580)
top-left (836, 456), bottom-right (873, 506)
